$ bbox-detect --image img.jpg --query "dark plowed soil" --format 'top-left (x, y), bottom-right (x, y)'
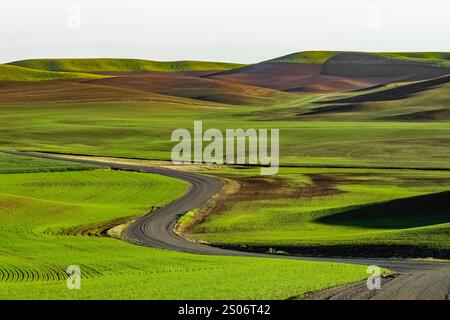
top-left (322, 52), bottom-right (449, 80)
top-left (0, 71), bottom-right (292, 106)
top-left (206, 63), bottom-right (378, 92)
top-left (207, 52), bottom-right (450, 93)
top-left (320, 74), bottom-right (450, 104)
top-left (381, 108), bottom-right (450, 122)
top-left (298, 104), bottom-right (360, 116)
top-left (212, 243), bottom-right (450, 260)
top-left (218, 173), bottom-right (341, 203)
top-left (0, 80), bottom-right (191, 105)
top-left (190, 174), bottom-right (344, 228)
top-left (86, 71), bottom-right (292, 105)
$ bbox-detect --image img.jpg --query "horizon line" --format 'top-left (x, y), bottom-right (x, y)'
top-left (2, 50), bottom-right (450, 65)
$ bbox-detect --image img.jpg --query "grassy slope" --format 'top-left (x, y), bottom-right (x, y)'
top-left (8, 59), bottom-right (245, 73)
top-left (0, 156), bottom-right (366, 299)
top-left (270, 51), bottom-right (337, 64)
top-left (0, 152), bottom-right (101, 173)
top-left (1, 100), bottom-right (450, 169)
top-left (0, 64), bottom-right (107, 82)
top-left (362, 83), bottom-right (450, 121)
top-left (271, 51), bottom-right (450, 67)
top-left (187, 167), bottom-right (450, 256)
top-left (374, 52), bottom-right (450, 68)
top-left (10, 53), bottom-right (450, 72)
top-left (292, 82), bottom-right (450, 122)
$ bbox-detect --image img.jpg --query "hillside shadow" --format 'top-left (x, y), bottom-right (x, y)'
top-left (316, 190), bottom-right (450, 229)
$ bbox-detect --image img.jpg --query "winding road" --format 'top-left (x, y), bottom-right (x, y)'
top-left (7, 151), bottom-right (450, 300)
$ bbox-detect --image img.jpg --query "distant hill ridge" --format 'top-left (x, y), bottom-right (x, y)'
top-left (7, 58), bottom-right (246, 73)
top-left (269, 51), bottom-right (450, 68)
top-left (0, 64), bottom-right (108, 82)
top-left (2, 52), bottom-right (449, 85)
top-left (205, 51), bottom-right (450, 93)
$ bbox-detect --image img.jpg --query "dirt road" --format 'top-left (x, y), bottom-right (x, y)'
top-left (7, 151), bottom-right (450, 300)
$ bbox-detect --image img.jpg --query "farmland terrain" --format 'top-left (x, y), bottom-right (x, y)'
top-left (0, 51), bottom-right (449, 299)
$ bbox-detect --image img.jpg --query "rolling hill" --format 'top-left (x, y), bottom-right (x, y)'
top-left (0, 64), bottom-right (108, 82)
top-left (206, 51), bottom-right (450, 93)
top-left (296, 75), bottom-right (450, 121)
top-left (270, 51), bottom-right (450, 67)
top-left (85, 71), bottom-right (295, 105)
top-left (2, 51), bottom-right (449, 106)
top-left (0, 59), bottom-right (295, 105)
top-left (0, 72), bottom-right (295, 106)
top-left (7, 58), bottom-right (245, 73)
top-left (0, 80), bottom-right (214, 105)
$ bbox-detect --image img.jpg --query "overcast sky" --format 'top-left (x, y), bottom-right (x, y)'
top-left (1, 0), bottom-right (449, 64)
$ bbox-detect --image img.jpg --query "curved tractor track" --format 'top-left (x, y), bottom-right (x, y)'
top-left (6, 151), bottom-right (450, 300)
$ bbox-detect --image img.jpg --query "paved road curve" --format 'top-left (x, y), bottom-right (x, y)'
top-left (7, 151), bottom-right (450, 300)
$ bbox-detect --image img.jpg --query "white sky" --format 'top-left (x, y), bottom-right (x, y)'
top-left (1, 0), bottom-right (449, 64)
